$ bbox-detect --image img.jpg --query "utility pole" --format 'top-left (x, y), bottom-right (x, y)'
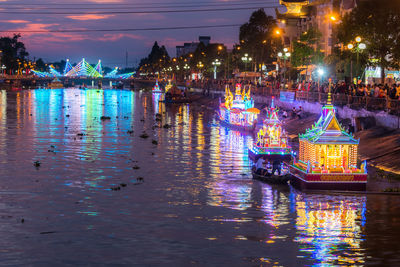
top-left (125, 50), bottom-right (128, 69)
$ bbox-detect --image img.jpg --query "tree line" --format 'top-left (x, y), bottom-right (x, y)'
top-left (139, 0), bottom-right (400, 83)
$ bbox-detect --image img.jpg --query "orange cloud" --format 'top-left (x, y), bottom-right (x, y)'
top-left (99, 33), bottom-right (146, 41)
top-left (1, 20), bottom-right (30, 24)
top-left (86, 0), bottom-right (124, 2)
top-left (66, 14), bottom-right (114, 21)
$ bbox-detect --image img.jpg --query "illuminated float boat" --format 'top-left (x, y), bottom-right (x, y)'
top-left (164, 79), bottom-right (173, 93)
top-left (152, 80), bottom-right (162, 93)
top-left (248, 97), bottom-right (292, 161)
top-left (289, 92), bottom-right (367, 191)
top-left (218, 84), bottom-right (260, 131)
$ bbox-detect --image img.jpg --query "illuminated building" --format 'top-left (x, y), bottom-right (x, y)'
top-left (218, 84), bottom-right (259, 131)
top-left (249, 97), bottom-right (292, 160)
top-left (290, 91), bottom-right (367, 191)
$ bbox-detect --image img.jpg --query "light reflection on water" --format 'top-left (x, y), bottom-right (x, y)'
top-left (0, 88), bottom-right (398, 265)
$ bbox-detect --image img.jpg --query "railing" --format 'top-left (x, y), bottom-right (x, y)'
top-left (185, 80), bottom-right (400, 116)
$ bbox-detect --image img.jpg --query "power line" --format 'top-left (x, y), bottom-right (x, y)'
top-left (0, 5), bottom-right (280, 15)
top-left (0, 1), bottom-right (278, 10)
top-left (0, 24), bottom-right (244, 33)
top-left (0, 0), bottom-right (273, 6)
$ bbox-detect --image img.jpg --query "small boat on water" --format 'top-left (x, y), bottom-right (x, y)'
top-left (251, 163), bottom-right (291, 184)
top-left (248, 97), bottom-right (292, 161)
top-left (161, 84), bottom-right (191, 103)
top-left (218, 84), bottom-right (260, 131)
top-left (48, 77), bottom-right (63, 89)
top-left (162, 97), bottom-right (191, 104)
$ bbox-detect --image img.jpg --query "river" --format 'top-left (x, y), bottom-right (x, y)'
top-left (0, 88), bottom-right (398, 266)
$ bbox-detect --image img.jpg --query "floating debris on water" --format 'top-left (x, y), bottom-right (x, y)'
top-left (140, 133), bottom-right (149, 138)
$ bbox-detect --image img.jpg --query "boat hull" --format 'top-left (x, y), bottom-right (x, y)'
top-left (289, 165), bottom-right (367, 191)
top-left (161, 97), bottom-right (191, 104)
top-left (252, 170), bottom-right (290, 184)
top-left (218, 117), bottom-right (255, 132)
top-left (248, 147), bottom-right (292, 161)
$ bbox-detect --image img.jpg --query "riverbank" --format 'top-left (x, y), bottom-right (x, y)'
top-left (187, 91), bottom-right (400, 193)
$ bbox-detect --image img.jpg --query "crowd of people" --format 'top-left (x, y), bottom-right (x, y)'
top-left (287, 81), bottom-right (400, 100)
top-left (181, 78), bottom-right (400, 113)
top-left (186, 78), bottom-right (400, 98)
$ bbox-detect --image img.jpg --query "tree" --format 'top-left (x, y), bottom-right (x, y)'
top-left (336, 0), bottom-right (400, 83)
top-left (138, 41), bottom-right (170, 74)
top-left (0, 34), bottom-right (29, 72)
top-left (188, 43), bottom-right (227, 78)
top-left (291, 28), bottom-right (324, 68)
top-left (35, 58), bottom-right (46, 72)
top-left (50, 60), bottom-right (66, 72)
top-left (239, 8), bottom-right (280, 70)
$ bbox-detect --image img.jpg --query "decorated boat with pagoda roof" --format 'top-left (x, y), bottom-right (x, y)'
top-left (248, 97), bottom-right (292, 161)
top-left (152, 79), bottom-right (163, 93)
top-left (289, 91), bottom-right (368, 191)
top-left (218, 84), bottom-right (260, 131)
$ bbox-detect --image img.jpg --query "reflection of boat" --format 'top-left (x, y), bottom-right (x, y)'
top-left (252, 169), bottom-right (290, 184)
top-left (48, 78), bottom-right (63, 89)
top-left (249, 97), bottom-right (292, 161)
top-left (218, 84), bottom-right (259, 131)
top-left (289, 90), bottom-right (367, 191)
top-left (294, 193), bottom-right (366, 265)
top-left (152, 80), bottom-right (162, 93)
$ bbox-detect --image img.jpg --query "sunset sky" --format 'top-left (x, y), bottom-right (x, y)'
top-left (0, 0), bottom-right (282, 67)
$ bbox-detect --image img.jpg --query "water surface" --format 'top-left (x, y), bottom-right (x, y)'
top-left (0, 89), bottom-right (398, 266)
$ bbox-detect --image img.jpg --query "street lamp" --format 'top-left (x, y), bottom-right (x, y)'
top-left (197, 61), bottom-right (204, 79)
top-left (277, 48), bottom-right (291, 82)
top-left (241, 53), bottom-right (252, 72)
top-left (212, 59), bottom-right (221, 79)
top-left (347, 36), bottom-right (367, 83)
top-left (317, 67), bottom-right (325, 91)
top-left (183, 64), bottom-right (190, 79)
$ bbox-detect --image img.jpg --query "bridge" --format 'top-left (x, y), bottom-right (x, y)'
top-left (31, 58), bottom-right (135, 79)
top-left (0, 58), bottom-right (136, 89)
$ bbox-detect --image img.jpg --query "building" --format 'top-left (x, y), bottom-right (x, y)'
top-left (176, 36), bottom-right (211, 57)
top-left (277, 0), bottom-right (358, 56)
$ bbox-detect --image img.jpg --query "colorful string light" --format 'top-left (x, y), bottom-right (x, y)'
top-left (219, 84), bottom-right (259, 129)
